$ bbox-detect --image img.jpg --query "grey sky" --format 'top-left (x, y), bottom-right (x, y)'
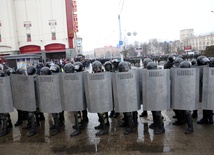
top-left (77, 0), bottom-right (214, 51)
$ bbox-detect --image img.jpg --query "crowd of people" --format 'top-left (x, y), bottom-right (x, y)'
top-left (0, 54), bottom-right (213, 138)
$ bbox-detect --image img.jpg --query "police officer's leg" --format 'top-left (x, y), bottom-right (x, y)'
top-left (154, 111), bottom-right (165, 134)
top-left (70, 111), bottom-right (82, 137)
top-left (28, 112), bottom-right (37, 137)
top-left (120, 113), bottom-right (128, 127)
top-left (51, 113), bottom-right (60, 136)
top-left (208, 110), bottom-right (213, 124)
top-left (59, 111), bottom-right (65, 127)
top-left (95, 113), bottom-right (102, 129)
top-left (185, 110), bottom-right (193, 134)
top-left (0, 114), bottom-right (9, 137)
top-left (95, 113), bottom-right (108, 136)
top-left (132, 111), bottom-right (138, 127)
top-left (192, 110), bottom-right (198, 118)
top-left (14, 110), bottom-right (23, 126)
top-left (149, 111), bottom-right (157, 129)
top-left (5, 113), bottom-right (12, 128)
top-left (124, 112), bottom-right (134, 135)
top-left (140, 110), bottom-right (148, 117)
top-left (197, 110), bottom-right (209, 124)
top-left (82, 109), bottom-right (89, 123)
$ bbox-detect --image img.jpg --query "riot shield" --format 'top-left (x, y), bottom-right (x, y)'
top-left (85, 72), bottom-right (113, 113)
top-left (142, 69), bottom-right (170, 111)
top-left (36, 74), bottom-right (62, 113)
top-left (59, 72), bottom-right (86, 111)
top-left (202, 67), bottom-right (214, 110)
top-left (10, 74), bottom-right (36, 111)
top-left (112, 70), bottom-right (140, 112)
top-left (171, 68), bottom-right (199, 110)
top-left (0, 77), bottom-right (14, 113)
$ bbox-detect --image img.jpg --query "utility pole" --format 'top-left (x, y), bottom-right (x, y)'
top-left (118, 15), bottom-right (124, 62)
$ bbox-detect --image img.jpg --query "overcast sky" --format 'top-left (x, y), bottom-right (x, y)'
top-left (77, 0), bottom-right (214, 52)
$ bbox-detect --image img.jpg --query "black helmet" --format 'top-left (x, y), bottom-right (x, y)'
top-left (104, 61), bottom-right (113, 72)
top-left (146, 62), bottom-right (157, 70)
top-left (6, 68), bottom-right (16, 76)
top-left (92, 60), bottom-right (102, 73)
top-left (197, 55), bottom-right (210, 66)
top-left (50, 64), bottom-right (60, 73)
top-left (46, 62), bottom-right (54, 68)
top-left (40, 67), bottom-right (52, 75)
top-left (111, 59), bottom-right (119, 69)
top-left (27, 65), bottom-right (36, 75)
top-left (209, 58), bottom-right (214, 67)
top-left (168, 55), bottom-right (175, 62)
top-left (0, 70), bottom-right (5, 77)
top-left (191, 59), bottom-right (197, 66)
top-left (177, 55), bottom-right (184, 59)
top-left (173, 57), bottom-right (184, 67)
top-left (16, 68), bottom-right (26, 75)
top-left (74, 61), bottom-right (83, 72)
top-left (143, 58), bottom-right (152, 68)
top-left (118, 61), bottom-right (130, 72)
top-left (179, 61), bottom-right (191, 68)
top-left (64, 63), bottom-right (75, 73)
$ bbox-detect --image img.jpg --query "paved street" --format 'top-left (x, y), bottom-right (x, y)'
top-left (0, 106), bottom-right (214, 155)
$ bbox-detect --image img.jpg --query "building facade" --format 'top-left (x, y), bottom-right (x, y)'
top-left (94, 46), bottom-right (120, 59)
top-left (0, 0), bottom-right (79, 62)
top-left (180, 29), bottom-right (214, 52)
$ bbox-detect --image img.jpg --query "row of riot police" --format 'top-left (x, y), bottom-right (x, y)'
top-left (1, 55), bottom-right (214, 137)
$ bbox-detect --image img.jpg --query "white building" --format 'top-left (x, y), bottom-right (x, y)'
top-left (0, 0), bottom-right (79, 62)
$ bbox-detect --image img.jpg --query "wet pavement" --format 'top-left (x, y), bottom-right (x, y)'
top-left (1, 106), bottom-right (214, 155)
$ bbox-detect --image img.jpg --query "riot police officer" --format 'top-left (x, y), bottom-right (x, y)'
top-left (92, 60), bottom-right (109, 136)
top-left (104, 61), bottom-right (120, 118)
top-left (193, 56), bottom-right (213, 123)
top-left (50, 64), bottom-right (65, 128)
top-left (139, 58), bottom-right (153, 117)
top-left (63, 63), bottom-right (85, 136)
top-left (146, 62), bottom-right (165, 134)
top-left (74, 61), bottom-right (89, 124)
top-left (40, 66), bottom-right (61, 135)
top-left (25, 65), bottom-right (38, 137)
top-left (118, 61), bottom-right (135, 134)
top-left (14, 68), bottom-right (28, 127)
top-left (196, 56), bottom-right (213, 124)
top-left (164, 55), bottom-right (175, 69)
top-left (0, 70), bottom-right (13, 137)
top-left (178, 61), bottom-right (194, 134)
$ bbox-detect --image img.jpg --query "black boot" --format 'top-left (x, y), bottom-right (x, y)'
top-left (70, 112), bottom-right (82, 137)
top-left (0, 114), bottom-right (9, 137)
top-left (124, 113), bottom-right (133, 135)
top-left (28, 112), bottom-right (37, 137)
top-left (51, 113), bottom-right (60, 136)
top-left (14, 110), bottom-right (23, 127)
top-left (185, 111), bottom-right (193, 134)
top-left (197, 110), bottom-right (209, 124)
top-left (154, 113), bottom-right (165, 134)
top-left (208, 110), bottom-right (213, 124)
top-left (95, 113), bottom-right (108, 136)
top-left (192, 110), bottom-right (198, 118)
